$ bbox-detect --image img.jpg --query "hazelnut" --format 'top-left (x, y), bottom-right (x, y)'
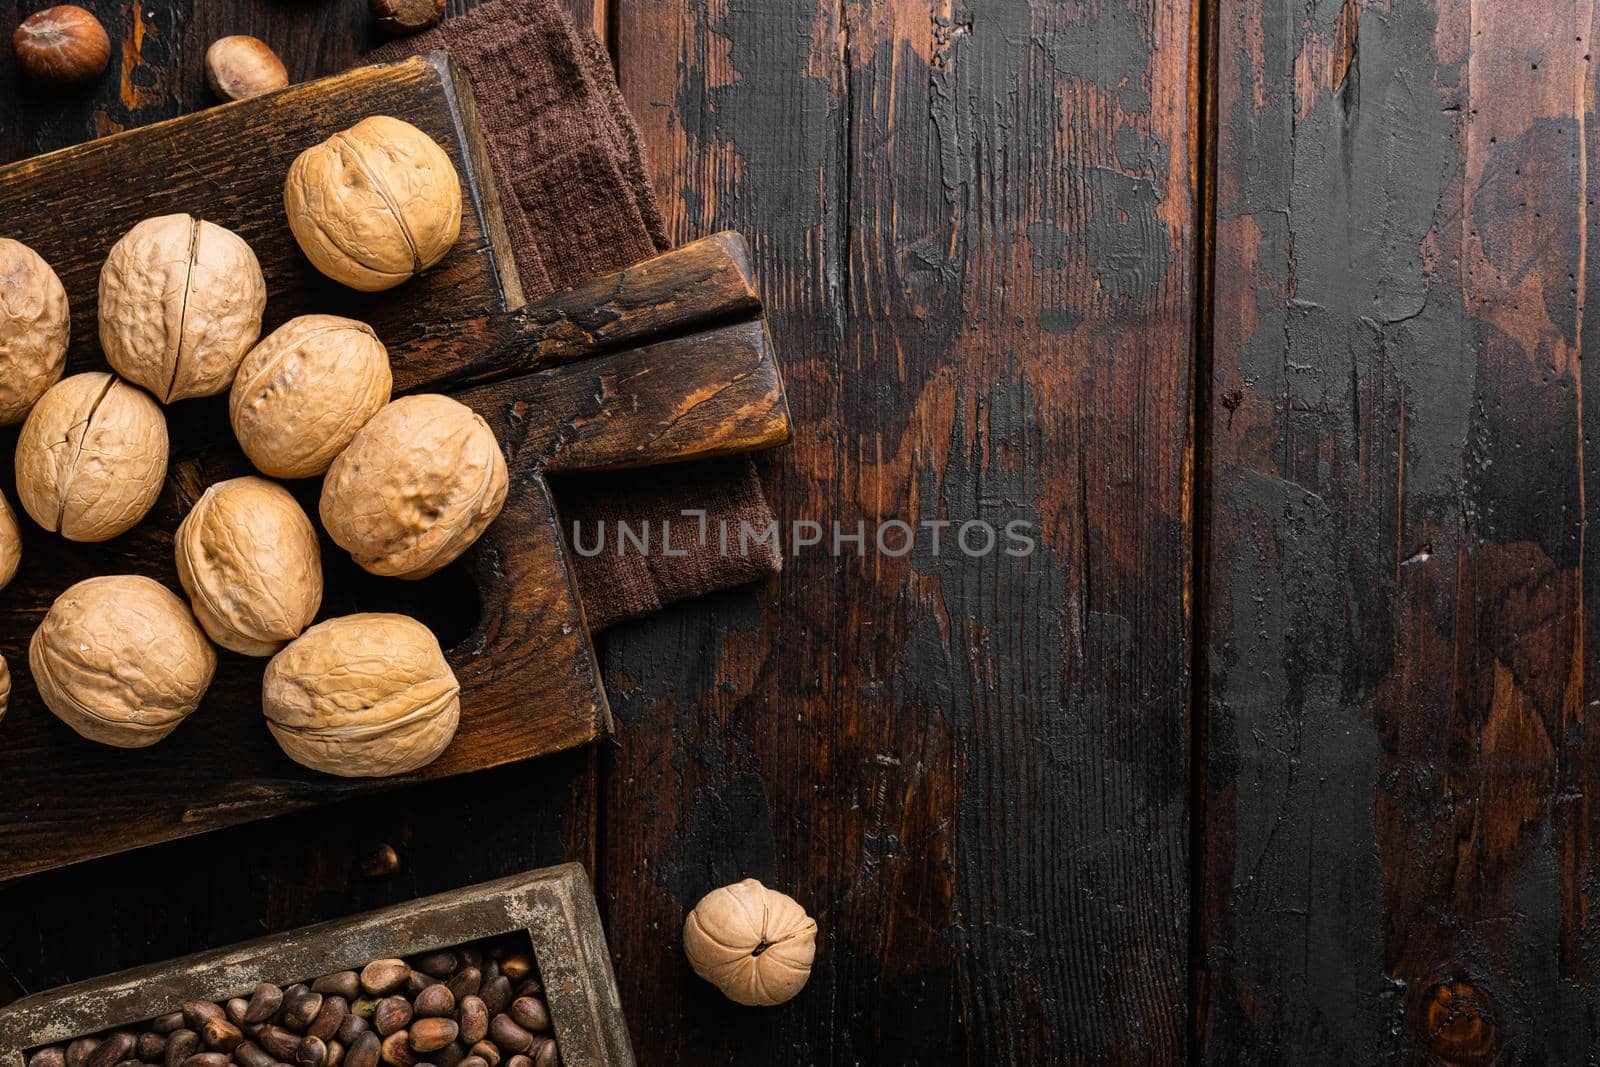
top-left (12, 6), bottom-right (109, 84)
top-left (16, 372), bottom-right (169, 542)
top-left (369, 0), bottom-right (446, 34)
top-left (682, 879), bottom-right (817, 1006)
top-left (320, 395), bottom-right (507, 579)
top-left (0, 491), bottom-right (20, 593)
top-left (175, 476), bottom-right (323, 656)
top-left (262, 613), bottom-right (460, 777)
top-left (230, 315), bottom-right (393, 479)
top-left (205, 35), bottom-right (288, 101)
top-left (284, 116), bottom-right (462, 291)
top-left (0, 237), bottom-right (69, 423)
top-left (99, 214), bottom-right (267, 402)
top-left (31, 575), bottom-right (217, 748)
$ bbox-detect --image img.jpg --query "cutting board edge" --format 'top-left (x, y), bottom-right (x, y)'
top-left (429, 51), bottom-right (527, 311)
top-left (0, 701), bottom-right (610, 885)
top-left (0, 56), bottom-right (437, 182)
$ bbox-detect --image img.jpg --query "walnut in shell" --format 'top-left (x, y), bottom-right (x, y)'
top-left (0, 237), bottom-right (69, 424)
top-left (31, 575), bottom-right (216, 748)
top-left (176, 477), bottom-right (323, 656)
top-left (0, 492), bottom-right (20, 593)
top-left (262, 613), bottom-right (460, 777)
top-left (204, 35), bottom-right (287, 101)
top-left (99, 214), bottom-right (267, 402)
top-left (320, 394), bottom-right (508, 579)
top-left (283, 116), bottom-right (462, 291)
top-left (0, 655), bottom-right (9, 725)
top-left (230, 315), bottom-right (393, 479)
top-left (15, 372), bottom-right (169, 542)
top-left (683, 879), bottom-right (818, 1006)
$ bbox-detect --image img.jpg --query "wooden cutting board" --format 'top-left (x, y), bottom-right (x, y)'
top-left (0, 55), bottom-right (789, 881)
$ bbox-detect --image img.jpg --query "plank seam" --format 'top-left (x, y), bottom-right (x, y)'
top-left (1186, 0), bottom-right (1222, 1059)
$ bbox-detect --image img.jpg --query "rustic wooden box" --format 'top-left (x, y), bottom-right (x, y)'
top-left (0, 866), bottom-right (633, 1067)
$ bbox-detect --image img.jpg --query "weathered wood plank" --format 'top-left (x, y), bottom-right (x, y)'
top-left (396, 232), bottom-right (761, 389)
top-left (608, 0), bottom-right (1197, 1060)
top-left (1200, 0), bottom-right (1600, 1059)
top-left (459, 321), bottom-right (788, 473)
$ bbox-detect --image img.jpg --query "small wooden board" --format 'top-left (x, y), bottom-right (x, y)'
top-left (0, 865), bottom-right (634, 1067)
top-left (0, 58), bottom-right (788, 879)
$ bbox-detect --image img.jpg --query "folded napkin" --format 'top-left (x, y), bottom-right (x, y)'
top-left (370, 0), bottom-right (780, 630)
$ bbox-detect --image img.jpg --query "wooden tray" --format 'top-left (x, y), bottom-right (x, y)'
top-left (0, 56), bottom-right (789, 880)
top-left (0, 865), bottom-right (634, 1067)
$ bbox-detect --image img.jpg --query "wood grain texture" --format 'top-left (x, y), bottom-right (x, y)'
top-left (396, 231), bottom-right (762, 389)
top-left (0, 61), bottom-right (789, 882)
top-left (1199, 0), bottom-right (1600, 1060)
top-left (606, 0), bottom-right (1197, 1061)
top-left (0, 0), bottom-right (1204, 1061)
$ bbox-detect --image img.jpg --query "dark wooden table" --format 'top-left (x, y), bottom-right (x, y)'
top-left (1, 0), bottom-right (1589, 1062)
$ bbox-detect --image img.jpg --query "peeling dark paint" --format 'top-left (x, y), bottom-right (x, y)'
top-left (1039, 0), bottom-right (1155, 114)
top-left (1206, 0), bottom-right (1600, 1059)
top-left (1037, 307), bottom-right (1084, 334)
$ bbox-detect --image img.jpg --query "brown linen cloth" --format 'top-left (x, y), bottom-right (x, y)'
top-left (369, 0), bottom-right (780, 631)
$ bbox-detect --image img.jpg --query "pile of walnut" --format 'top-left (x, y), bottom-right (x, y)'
top-left (0, 114), bottom-right (500, 779)
top-left (24, 935), bottom-right (561, 1067)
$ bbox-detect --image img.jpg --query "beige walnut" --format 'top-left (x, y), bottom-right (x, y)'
top-left (0, 492), bottom-right (19, 593)
top-left (99, 214), bottom-right (267, 402)
top-left (230, 315), bottom-right (393, 478)
top-left (0, 237), bottom-right (69, 424)
top-left (262, 613), bottom-right (460, 777)
top-left (683, 880), bottom-right (817, 1006)
top-left (16, 372), bottom-right (169, 542)
top-left (284, 115), bottom-right (462, 291)
top-left (175, 477), bottom-right (323, 656)
top-left (31, 575), bottom-right (216, 748)
top-left (320, 394), bottom-right (507, 579)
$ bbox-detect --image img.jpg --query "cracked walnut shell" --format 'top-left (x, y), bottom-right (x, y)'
top-left (99, 214), bottom-right (267, 402)
top-left (320, 394), bottom-right (508, 579)
top-left (262, 613), bottom-right (460, 777)
top-left (16, 372), bottom-right (169, 542)
top-left (230, 315), bottom-right (393, 479)
top-left (683, 879), bottom-right (817, 1006)
top-left (284, 116), bottom-right (462, 291)
top-left (176, 477), bottom-right (323, 657)
top-left (0, 237), bottom-right (69, 424)
top-left (31, 575), bottom-right (216, 748)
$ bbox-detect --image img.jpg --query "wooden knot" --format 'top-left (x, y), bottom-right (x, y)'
top-left (1421, 979), bottom-right (1497, 1063)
